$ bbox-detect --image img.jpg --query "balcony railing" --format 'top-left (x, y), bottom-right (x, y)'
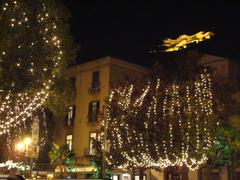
top-left (88, 82), bottom-right (101, 94)
top-left (88, 111), bottom-right (105, 123)
top-left (88, 113), bottom-right (99, 122)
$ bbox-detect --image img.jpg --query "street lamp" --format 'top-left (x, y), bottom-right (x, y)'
top-left (24, 137), bottom-right (32, 146)
top-left (16, 142), bottom-right (25, 152)
top-left (23, 137), bottom-right (32, 156)
top-left (15, 137), bottom-right (32, 176)
top-left (16, 137), bottom-right (32, 154)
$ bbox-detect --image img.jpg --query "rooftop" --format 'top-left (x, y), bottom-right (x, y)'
top-left (67, 56), bottom-right (151, 76)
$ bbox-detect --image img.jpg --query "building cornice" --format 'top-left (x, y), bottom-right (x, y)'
top-left (66, 56), bottom-right (150, 76)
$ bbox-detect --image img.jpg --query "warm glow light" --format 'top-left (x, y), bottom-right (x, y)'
top-left (16, 142), bottom-right (24, 152)
top-left (105, 71), bottom-right (216, 170)
top-left (0, 0), bottom-right (64, 136)
top-left (24, 137), bottom-right (31, 145)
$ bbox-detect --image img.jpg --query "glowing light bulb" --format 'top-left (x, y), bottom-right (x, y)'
top-left (24, 137), bottom-right (31, 145)
top-left (16, 142), bottom-right (24, 151)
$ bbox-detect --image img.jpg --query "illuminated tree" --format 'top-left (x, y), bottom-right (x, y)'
top-left (104, 52), bottom-right (218, 172)
top-left (0, 0), bottom-right (77, 158)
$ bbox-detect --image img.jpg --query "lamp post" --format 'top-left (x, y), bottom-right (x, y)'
top-left (16, 137), bottom-right (32, 177)
top-left (16, 141), bottom-right (25, 173)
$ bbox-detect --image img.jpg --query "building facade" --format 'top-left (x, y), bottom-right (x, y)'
top-left (54, 54), bottom-right (240, 180)
top-left (54, 56), bottom-right (150, 178)
top-left (200, 53), bottom-right (240, 87)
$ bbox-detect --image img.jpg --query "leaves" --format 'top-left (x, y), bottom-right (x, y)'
top-left (53, 142), bottom-right (60, 150)
top-left (209, 86), bottom-right (240, 168)
top-left (49, 143), bottom-right (74, 165)
top-left (0, 0), bottom-right (78, 115)
top-left (106, 66), bottom-right (216, 169)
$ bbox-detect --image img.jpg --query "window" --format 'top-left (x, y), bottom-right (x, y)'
top-left (70, 77), bottom-right (76, 96)
top-left (112, 175), bottom-right (120, 180)
top-left (66, 105), bottom-right (75, 126)
top-left (89, 132), bottom-right (100, 155)
top-left (88, 101), bottom-right (100, 122)
top-left (134, 175), bottom-right (146, 180)
top-left (91, 71), bottom-right (100, 91)
top-left (66, 135), bottom-right (73, 150)
top-left (122, 173), bottom-right (130, 180)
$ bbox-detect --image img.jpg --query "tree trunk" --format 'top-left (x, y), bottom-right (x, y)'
top-left (164, 167), bottom-right (168, 180)
top-left (139, 168), bottom-right (144, 180)
top-left (231, 148), bottom-right (237, 180)
top-left (164, 166), bottom-right (182, 180)
top-left (59, 162), bottom-right (65, 179)
top-left (132, 168), bottom-right (135, 180)
top-left (182, 165), bottom-right (189, 180)
top-left (228, 165), bottom-right (232, 180)
top-left (59, 165), bottom-right (63, 178)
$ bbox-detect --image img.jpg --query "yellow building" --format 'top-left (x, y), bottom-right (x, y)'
top-left (54, 54), bottom-right (240, 180)
top-left (54, 56), bottom-right (149, 172)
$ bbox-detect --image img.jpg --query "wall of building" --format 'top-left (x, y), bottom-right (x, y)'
top-left (109, 62), bottom-right (149, 88)
top-left (147, 169), bottom-right (164, 180)
top-left (52, 54), bottom-right (240, 179)
top-left (229, 60), bottom-right (240, 88)
top-left (54, 110), bottom-right (74, 147)
top-left (54, 57), bottom-right (150, 164)
top-left (73, 63), bottom-right (110, 161)
top-left (200, 54), bottom-right (229, 84)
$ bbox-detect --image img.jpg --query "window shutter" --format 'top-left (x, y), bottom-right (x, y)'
top-left (92, 71), bottom-right (100, 83)
top-left (72, 105), bottom-right (76, 125)
top-left (70, 77), bottom-right (76, 96)
top-left (92, 71), bottom-right (100, 90)
top-left (88, 102), bottom-right (93, 122)
top-left (64, 115), bottom-right (68, 127)
top-left (96, 101), bottom-right (100, 114)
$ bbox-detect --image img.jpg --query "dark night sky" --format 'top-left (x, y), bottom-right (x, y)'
top-left (62, 0), bottom-right (240, 67)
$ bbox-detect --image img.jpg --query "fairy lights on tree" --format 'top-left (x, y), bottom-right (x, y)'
top-left (105, 69), bottom-right (217, 170)
top-left (0, 0), bottom-right (76, 136)
top-left (103, 50), bottom-right (219, 171)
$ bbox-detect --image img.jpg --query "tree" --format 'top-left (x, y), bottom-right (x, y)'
top-left (91, 137), bottom-right (112, 179)
top-left (36, 108), bottom-right (54, 165)
top-left (210, 88), bottom-right (240, 180)
top-left (0, 0), bottom-right (78, 133)
top-left (104, 51), bottom-right (218, 178)
top-left (49, 143), bottom-right (74, 178)
top-left (0, 0), bottom-right (78, 159)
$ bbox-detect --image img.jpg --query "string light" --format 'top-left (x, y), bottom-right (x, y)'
top-left (105, 71), bottom-right (216, 170)
top-left (0, 0), bottom-right (64, 135)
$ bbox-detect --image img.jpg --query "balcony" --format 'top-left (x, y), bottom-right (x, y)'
top-left (88, 113), bottom-right (99, 123)
top-left (88, 82), bottom-right (101, 95)
top-left (88, 112), bottom-right (104, 123)
top-left (84, 148), bottom-right (96, 156)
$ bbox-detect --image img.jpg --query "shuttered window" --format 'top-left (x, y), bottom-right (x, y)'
top-left (65, 105), bottom-right (75, 126)
top-left (91, 71), bottom-right (100, 91)
top-left (88, 101), bottom-right (100, 122)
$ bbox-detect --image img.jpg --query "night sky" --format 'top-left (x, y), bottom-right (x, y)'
top-left (62, 0), bottom-right (240, 67)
